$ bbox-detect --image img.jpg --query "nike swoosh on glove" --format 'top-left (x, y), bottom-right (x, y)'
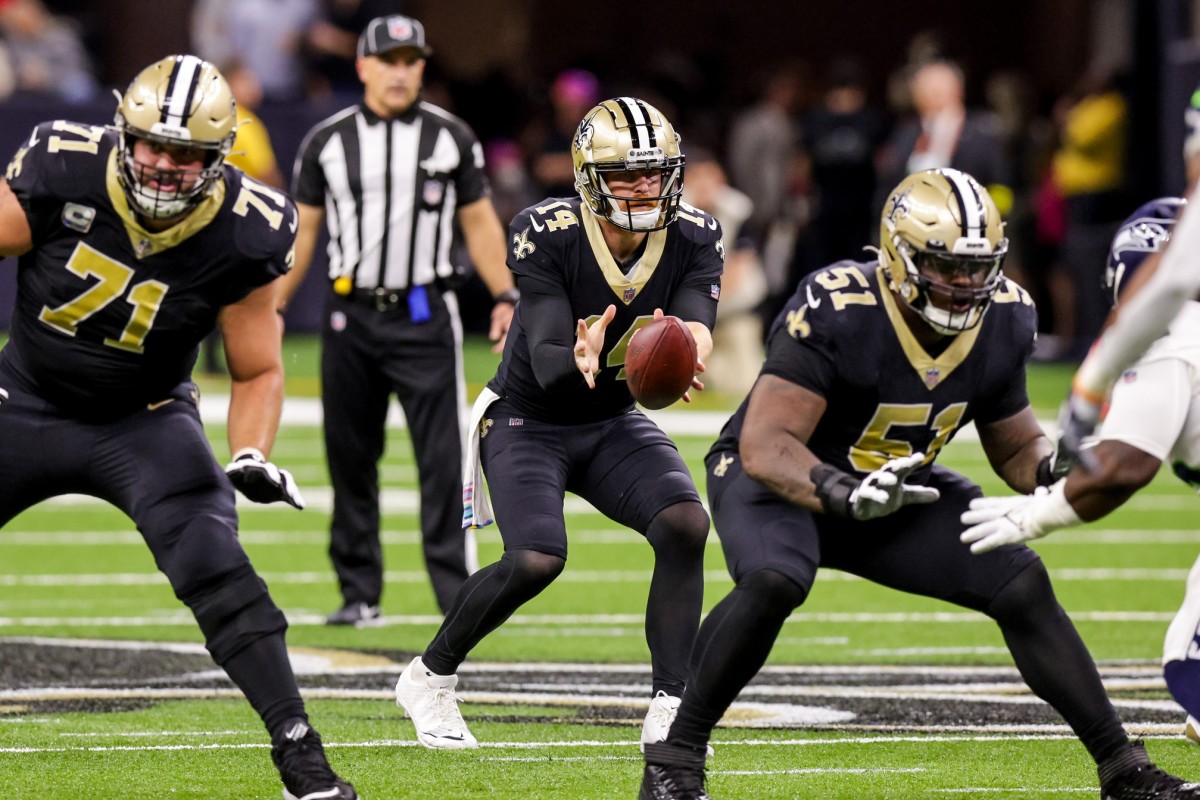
top-left (849, 452), bottom-right (941, 520)
top-left (225, 447), bottom-right (305, 509)
top-left (959, 480), bottom-right (1081, 554)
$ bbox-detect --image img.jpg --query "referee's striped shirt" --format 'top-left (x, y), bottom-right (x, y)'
top-left (292, 101), bottom-right (490, 291)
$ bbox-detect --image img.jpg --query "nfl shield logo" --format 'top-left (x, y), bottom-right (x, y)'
top-left (423, 180), bottom-right (444, 206)
top-left (924, 367), bottom-right (940, 388)
top-left (388, 18), bottom-right (412, 39)
top-left (623, 286), bottom-right (637, 302)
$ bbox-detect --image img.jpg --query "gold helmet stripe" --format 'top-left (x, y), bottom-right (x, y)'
top-left (939, 168), bottom-right (985, 239)
top-left (161, 55), bottom-right (203, 130)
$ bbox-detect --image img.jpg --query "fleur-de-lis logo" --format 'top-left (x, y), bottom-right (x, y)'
top-left (785, 306), bottom-right (810, 340)
top-left (887, 188), bottom-right (913, 225)
top-left (713, 454), bottom-right (734, 477)
top-left (512, 227), bottom-right (536, 260)
top-left (480, 417), bottom-right (493, 439)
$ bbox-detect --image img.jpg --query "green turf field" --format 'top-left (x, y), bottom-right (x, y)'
top-left (3, 335), bottom-right (1199, 798)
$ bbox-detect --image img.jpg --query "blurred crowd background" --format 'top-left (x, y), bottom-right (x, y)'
top-left (2, 0), bottom-right (1200, 386)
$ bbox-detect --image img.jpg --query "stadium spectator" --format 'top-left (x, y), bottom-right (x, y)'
top-left (681, 149), bottom-right (764, 398)
top-left (640, 168), bottom-right (1200, 800)
top-left (1049, 63), bottom-right (1129, 355)
top-left (527, 68), bottom-right (602, 198)
top-left (394, 97), bottom-right (718, 755)
top-left (0, 54), bottom-right (356, 799)
top-left (280, 14), bottom-right (516, 625)
top-left (875, 60), bottom-right (1012, 220)
top-left (0, 0), bottom-right (97, 103)
top-left (191, 0), bottom-right (320, 105)
top-left (800, 56), bottom-right (886, 269)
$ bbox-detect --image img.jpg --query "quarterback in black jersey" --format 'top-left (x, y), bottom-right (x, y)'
top-left (0, 56), bottom-right (356, 799)
top-left (394, 98), bottom-right (722, 751)
top-left (641, 169), bottom-right (1199, 800)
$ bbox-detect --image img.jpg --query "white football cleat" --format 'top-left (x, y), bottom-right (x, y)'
top-left (1186, 715), bottom-right (1200, 744)
top-left (640, 691), bottom-right (714, 756)
top-left (395, 656), bottom-right (478, 749)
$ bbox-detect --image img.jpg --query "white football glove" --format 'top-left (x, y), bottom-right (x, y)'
top-left (959, 480), bottom-right (1081, 554)
top-left (849, 452), bottom-right (941, 520)
top-left (225, 447), bottom-right (305, 509)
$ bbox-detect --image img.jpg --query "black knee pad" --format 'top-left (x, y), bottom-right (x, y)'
top-left (648, 501), bottom-right (711, 552)
top-left (739, 568), bottom-right (809, 616)
top-left (500, 548), bottom-right (566, 592)
top-left (984, 559), bottom-right (1059, 627)
top-left (182, 564), bottom-right (288, 665)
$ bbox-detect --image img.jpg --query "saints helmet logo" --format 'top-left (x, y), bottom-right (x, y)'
top-left (512, 227), bottom-right (536, 260)
top-left (887, 188), bottom-right (913, 226)
top-left (573, 119), bottom-right (594, 154)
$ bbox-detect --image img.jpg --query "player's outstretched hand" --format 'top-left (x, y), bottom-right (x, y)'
top-left (225, 448), bottom-right (305, 509)
top-left (575, 304), bottom-right (616, 389)
top-left (1052, 391), bottom-right (1102, 475)
top-left (850, 452), bottom-right (940, 520)
top-left (959, 481), bottom-right (1081, 554)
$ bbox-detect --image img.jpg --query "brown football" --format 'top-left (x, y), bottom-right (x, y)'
top-left (625, 316), bottom-right (697, 409)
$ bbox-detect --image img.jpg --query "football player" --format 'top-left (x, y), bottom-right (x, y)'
top-left (640, 169), bottom-right (1200, 799)
top-left (1054, 85), bottom-right (1200, 471)
top-left (0, 56), bottom-right (356, 800)
top-left (394, 97), bottom-right (722, 751)
top-left (961, 197), bottom-right (1200, 741)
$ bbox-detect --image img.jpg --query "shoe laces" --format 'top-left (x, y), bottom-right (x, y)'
top-left (422, 685), bottom-right (468, 731)
top-left (647, 691), bottom-right (680, 730)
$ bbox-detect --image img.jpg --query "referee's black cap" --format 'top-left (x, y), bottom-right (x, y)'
top-left (358, 15), bottom-right (433, 59)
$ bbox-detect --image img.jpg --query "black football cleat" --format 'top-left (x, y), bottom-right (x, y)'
top-left (271, 718), bottom-right (358, 800)
top-left (641, 742), bottom-right (711, 800)
top-left (325, 602), bottom-right (381, 627)
top-left (1099, 741), bottom-right (1200, 799)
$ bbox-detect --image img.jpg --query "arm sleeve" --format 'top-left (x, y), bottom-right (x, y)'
top-left (1075, 185), bottom-right (1200, 398)
top-left (518, 270), bottom-right (585, 393)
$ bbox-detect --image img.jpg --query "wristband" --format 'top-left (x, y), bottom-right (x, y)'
top-left (810, 463), bottom-right (858, 518)
top-left (1036, 454), bottom-right (1055, 487)
top-left (231, 446), bottom-right (266, 463)
top-left (494, 288), bottom-right (520, 306)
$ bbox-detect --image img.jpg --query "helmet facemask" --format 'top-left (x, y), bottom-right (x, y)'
top-left (585, 161), bottom-right (684, 231)
top-left (113, 55), bottom-right (236, 220)
top-left (889, 239), bottom-right (1006, 335)
top-left (572, 97), bottom-right (686, 232)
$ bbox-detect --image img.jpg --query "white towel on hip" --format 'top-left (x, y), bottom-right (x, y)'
top-left (462, 386), bottom-right (501, 529)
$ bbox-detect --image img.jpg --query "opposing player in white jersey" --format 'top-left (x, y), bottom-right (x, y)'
top-left (959, 196), bottom-right (1200, 739)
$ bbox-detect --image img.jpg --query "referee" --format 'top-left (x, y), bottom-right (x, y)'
top-left (280, 14), bottom-right (517, 625)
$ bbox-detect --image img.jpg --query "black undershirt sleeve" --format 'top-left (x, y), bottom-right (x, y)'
top-left (518, 271), bottom-right (586, 393)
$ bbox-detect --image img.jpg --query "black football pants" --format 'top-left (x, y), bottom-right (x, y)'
top-left (321, 289), bottom-right (472, 614)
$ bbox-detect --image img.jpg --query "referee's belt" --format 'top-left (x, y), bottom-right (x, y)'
top-left (342, 286), bottom-right (429, 312)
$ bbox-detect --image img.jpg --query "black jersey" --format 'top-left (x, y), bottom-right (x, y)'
top-left (711, 260), bottom-right (1037, 479)
top-left (489, 197), bottom-right (724, 424)
top-left (1, 121), bottom-right (295, 418)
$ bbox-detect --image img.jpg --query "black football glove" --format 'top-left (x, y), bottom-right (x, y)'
top-left (1052, 392), bottom-right (1102, 476)
top-left (224, 448), bottom-right (305, 509)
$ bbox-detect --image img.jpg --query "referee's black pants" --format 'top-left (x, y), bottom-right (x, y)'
top-left (321, 288), bottom-right (473, 614)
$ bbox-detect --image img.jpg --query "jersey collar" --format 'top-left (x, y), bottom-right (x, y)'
top-left (580, 205), bottom-right (667, 305)
top-left (105, 149), bottom-right (225, 259)
top-left (875, 266), bottom-right (982, 390)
